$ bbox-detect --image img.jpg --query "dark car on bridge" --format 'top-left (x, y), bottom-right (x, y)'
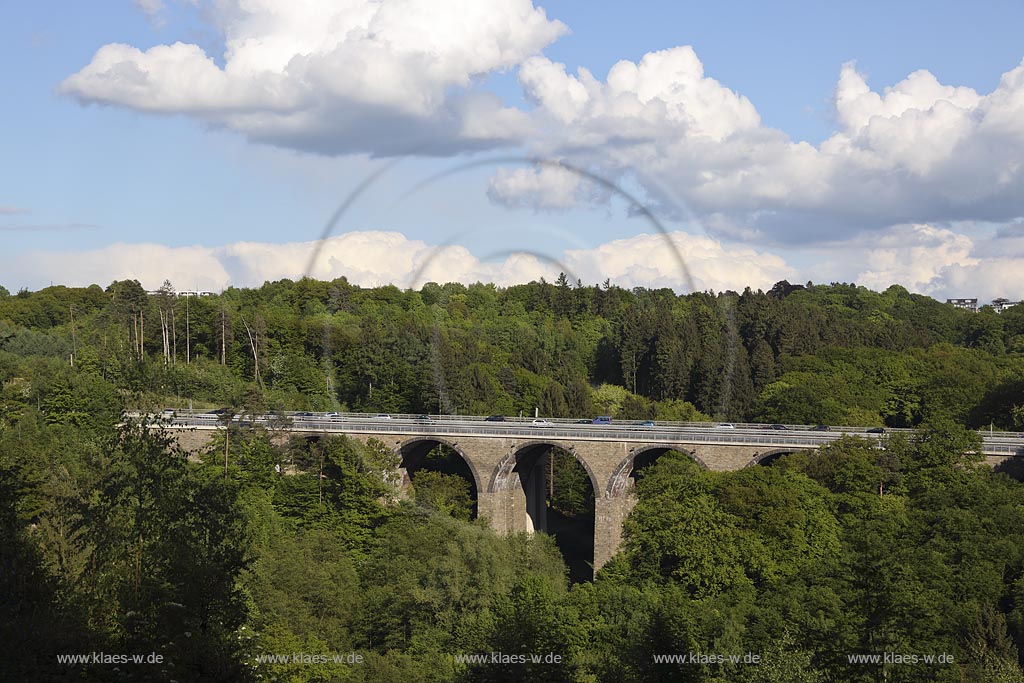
top-left (811, 425), bottom-right (832, 431)
top-left (485, 415), bottom-right (505, 422)
top-left (769, 424), bottom-right (788, 430)
top-left (866, 427), bottom-right (885, 434)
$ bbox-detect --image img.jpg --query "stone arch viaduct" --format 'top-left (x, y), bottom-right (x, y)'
top-left (167, 416), bottom-right (1024, 578)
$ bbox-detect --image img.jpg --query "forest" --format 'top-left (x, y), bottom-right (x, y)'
top-left (2, 276), bottom-right (1024, 682)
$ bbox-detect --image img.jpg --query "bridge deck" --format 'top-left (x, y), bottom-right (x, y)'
top-left (152, 413), bottom-right (1024, 457)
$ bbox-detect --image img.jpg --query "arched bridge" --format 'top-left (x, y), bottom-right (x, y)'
top-left (161, 412), bottom-right (1024, 576)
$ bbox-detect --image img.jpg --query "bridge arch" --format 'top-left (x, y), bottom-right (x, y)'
top-left (745, 448), bottom-right (804, 468)
top-left (395, 437), bottom-right (482, 488)
top-left (491, 441), bottom-right (599, 582)
top-left (489, 440), bottom-right (599, 495)
top-left (395, 437), bottom-right (483, 518)
top-left (607, 445), bottom-right (709, 498)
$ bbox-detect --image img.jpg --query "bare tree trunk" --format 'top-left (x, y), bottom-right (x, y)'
top-left (171, 306), bottom-right (176, 365)
top-left (240, 315), bottom-right (262, 387)
top-left (220, 305), bottom-right (226, 365)
top-left (159, 310), bottom-right (168, 365)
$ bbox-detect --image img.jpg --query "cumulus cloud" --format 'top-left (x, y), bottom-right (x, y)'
top-left (486, 164), bottom-right (582, 209)
top-left (801, 222), bottom-right (1023, 301)
top-left (6, 225), bottom-right (1019, 301)
top-left (11, 243), bottom-right (231, 292)
top-left (508, 50), bottom-right (1024, 243)
top-left (563, 231), bottom-right (795, 293)
top-left (59, 0), bottom-right (1024, 295)
top-left (1, 229), bottom-right (795, 295)
top-left (519, 47), bottom-right (761, 143)
top-left (62, 0), bottom-right (564, 155)
top-left (850, 224), bottom-right (978, 293)
top-left (0, 233), bottom-right (540, 292)
top-left (939, 258), bottom-right (1024, 303)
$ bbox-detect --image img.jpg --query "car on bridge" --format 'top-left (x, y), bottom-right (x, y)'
top-left (769, 424), bottom-right (788, 430)
top-left (640, 421), bottom-right (656, 427)
top-left (866, 427), bottom-right (885, 434)
top-left (532, 419), bottom-right (553, 427)
top-left (485, 415), bottom-right (505, 422)
top-left (811, 424), bottom-right (831, 431)
top-left (575, 419), bottom-right (592, 424)
top-left (592, 416), bottom-right (612, 425)
top-left (715, 423), bottom-right (736, 429)
top-left (375, 413), bottom-right (392, 420)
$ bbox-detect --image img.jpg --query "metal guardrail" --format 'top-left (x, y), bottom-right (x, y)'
top-left (150, 411), bottom-right (1024, 456)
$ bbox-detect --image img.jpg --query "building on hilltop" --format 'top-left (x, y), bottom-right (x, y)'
top-left (946, 297), bottom-right (978, 312)
top-left (992, 298), bottom-right (1020, 314)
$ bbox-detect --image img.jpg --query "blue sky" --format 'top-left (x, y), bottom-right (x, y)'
top-left (3, 0), bottom-right (1024, 299)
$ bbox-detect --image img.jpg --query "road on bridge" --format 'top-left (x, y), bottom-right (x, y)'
top-left (149, 411), bottom-right (1024, 457)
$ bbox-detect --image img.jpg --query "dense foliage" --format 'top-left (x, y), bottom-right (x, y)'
top-left (2, 277), bottom-right (1022, 426)
top-left (2, 277), bottom-right (1024, 681)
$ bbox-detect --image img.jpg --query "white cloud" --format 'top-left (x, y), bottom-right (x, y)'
top-left (132, 0), bottom-right (164, 18)
top-left (520, 47), bottom-right (761, 143)
top-left (0, 232), bottom-right (533, 292)
top-left (6, 226), bottom-right (1019, 302)
top-left (11, 243), bottom-right (231, 292)
top-left (508, 51), bottom-right (1024, 244)
top-left (486, 165), bottom-right (582, 209)
top-left (2, 230), bottom-right (795, 295)
top-left (850, 223), bottom-right (978, 293)
top-left (60, 2), bottom-right (1024, 280)
top-left (62, 0), bottom-right (564, 155)
top-left (935, 221), bottom-right (1024, 301)
top-left (802, 222), bottom-right (1024, 301)
top-left (564, 231), bottom-right (794, 293)
top-left (939, 258), bottom-right (1024, 303)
